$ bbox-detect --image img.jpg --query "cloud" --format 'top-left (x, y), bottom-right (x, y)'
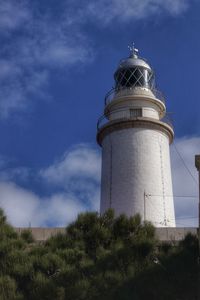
top-left (0, 69), bottom-right (49, 118)
top-left (40, 144), bottom-right (101, 186)
top-left (0, 0), bottom-right (193, 118)
top-left (0, 136), bottom-right (199, 227)
top-left (0, 181), bottom-right (41, 227)
top-left (0, 181), bottom-right (87, 227)
top-left (0, 1), bottom-right (93, 118)
top-left (0, 0), bottom-right (30, 31)
top-left (83, 0), bottom-right (191, 25)
top-left (0, 138), bottom-right (199, 228)
top-left (0, 167), bottom-right (29, 182)
top-left (170, 136), bottom-right (199, 227)
top-left (40, 143), bottom-right (101, 215)
top-left (0, 144), bottom-right (100, 227)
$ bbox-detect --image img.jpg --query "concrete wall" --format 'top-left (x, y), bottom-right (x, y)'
top-left (100, 127), bottom-right (175, 227)
top-left (108, 100), bottom-right (160, 121)
top-left (155, 227), bottom-right (197, 242)
top-left (106, 88), bottom-right (166, 119)
top-left (15, 227), bottom-right (198, 242)
top-left (15, 227), bottom-right (66, 242)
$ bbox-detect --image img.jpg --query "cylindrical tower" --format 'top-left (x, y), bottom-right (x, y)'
top-left (97, 45), bottom-right (175, 227)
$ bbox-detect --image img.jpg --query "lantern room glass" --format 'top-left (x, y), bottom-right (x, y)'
top-left (114, 67), bottom-right (155, 90)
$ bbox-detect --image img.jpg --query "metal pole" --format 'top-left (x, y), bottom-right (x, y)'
top-left (199, 169), bottom-right (200, 259)
top-left (195, 155), bottom-right (200, 299)
top-left (144, 191), bottom-right (146, 222)
top-left (195, 155), bottom-right (200, 259)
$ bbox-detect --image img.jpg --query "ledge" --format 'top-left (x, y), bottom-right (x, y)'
top-left (14, 227), bottom-right (197, 242)
top-left (97, 117), bottom-right (174, 146)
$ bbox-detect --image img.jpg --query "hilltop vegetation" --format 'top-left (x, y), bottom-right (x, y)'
top-left (0, 208), bottom-right (198, 300)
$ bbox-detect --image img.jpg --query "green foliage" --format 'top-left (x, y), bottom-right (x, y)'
top-left (21, 229), bottom-right (34, 243)
top-left (0, 208), bottom-right (198, 299)
top-left (0, 276), bottom-right (24, 300)
top-left (0, 208), bottom-right (7, 224)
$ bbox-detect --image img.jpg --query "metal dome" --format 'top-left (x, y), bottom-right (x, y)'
top-left (117, 44), bottom-right (152, 71)
top-left (118, 57), bottom-right (152, 71)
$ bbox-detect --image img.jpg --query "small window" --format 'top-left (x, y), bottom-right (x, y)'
top-left (130, 108), bottom-right (142, 118)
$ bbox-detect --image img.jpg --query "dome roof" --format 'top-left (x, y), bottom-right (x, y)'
top-left (116, 44), bottom-right (152, 71)
top-left (118, 56), bottom-right (152, 71)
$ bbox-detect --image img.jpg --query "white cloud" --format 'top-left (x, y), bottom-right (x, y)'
top-left (0, 181), bottom-right (40, 227)
top-left (0, 60), bottom-right (21, 80)
top-left (0, 0), bottom-right (194, 118)
top-left (0, 138), bottom-right (199, 227)
top-left (40, 144), bottom-right (101, 220)
top-left (0, 144), bottom-right (100, 227)
top-left (0, 69), bottom-right (49, 118)
top-left (0, 167), bottom-right (29, 182)
top-left (0, 1), bottom-right (93, 118)
top-left (40, 144), bottom-right (101, 186)
top-left (44, 193), bottom-right (87, 227)
top-left (0, 181), bottom-right (87, 227)
top-left (39, 138), bottom-right (200, 228)
top-left (83, 0), bottom-right (191, 25)
top-left (0, 0), bottom-right (30, 31)
top-left (171, 136), bottom-right (199, 227)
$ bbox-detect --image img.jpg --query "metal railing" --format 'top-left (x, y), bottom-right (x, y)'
top-left (97, 108), bottom-right (173, 132)
top-left (104, 87), bottom-right (165, 106)
top-left (161, 114), bottom-right (174, 129)
top-left (97, 107), bottom-right (127, 131)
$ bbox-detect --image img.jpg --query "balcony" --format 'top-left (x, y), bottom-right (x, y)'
top-left (97, 108), bottom-right (173, 132)
top-left (104, 87), bottom-right (165, 106)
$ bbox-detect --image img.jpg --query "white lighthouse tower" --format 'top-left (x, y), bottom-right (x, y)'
top-left (97, 45), bottom-right (175, 227)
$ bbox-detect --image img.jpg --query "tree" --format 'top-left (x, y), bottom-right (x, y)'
top-left (0, 207), bottom-right (198, 299)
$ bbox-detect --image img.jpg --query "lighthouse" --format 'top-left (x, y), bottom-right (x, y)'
top-left (97, 45), bottom-right (175, 227)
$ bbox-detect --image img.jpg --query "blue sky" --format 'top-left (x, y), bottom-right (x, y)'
top-left (0, 0), bottom-right (199, 227)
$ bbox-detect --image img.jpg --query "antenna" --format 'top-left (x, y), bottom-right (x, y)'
top-left (128, 42), bottom-right (139, 57)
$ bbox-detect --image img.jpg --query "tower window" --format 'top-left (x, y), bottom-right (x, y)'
top-left (130, 108), bottom-right (142, 118)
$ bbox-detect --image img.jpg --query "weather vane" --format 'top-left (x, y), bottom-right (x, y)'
top-left (128, 42), bottom-right (139, 57)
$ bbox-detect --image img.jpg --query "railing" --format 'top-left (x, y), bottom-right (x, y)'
top-left (161, 114), bottom-right (174, 129)
top-left (104, 87), bottom-right (165, 106)
top-left (97, 108), bottom-right (126, 131)
top-left (97, 108), bottom-right (173, 132)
